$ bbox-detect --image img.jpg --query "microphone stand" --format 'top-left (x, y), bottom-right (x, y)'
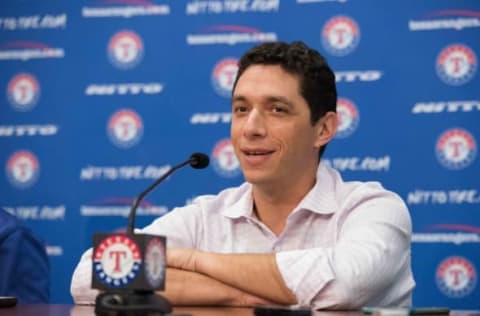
top-left (94, 153), bottom-right (209, 316)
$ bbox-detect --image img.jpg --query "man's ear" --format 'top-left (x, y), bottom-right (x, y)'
top-left (314, 111), bottom-right (338, 149)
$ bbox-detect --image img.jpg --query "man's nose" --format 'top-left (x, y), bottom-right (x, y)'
top-left (243, 109), bottom-right (266, 138)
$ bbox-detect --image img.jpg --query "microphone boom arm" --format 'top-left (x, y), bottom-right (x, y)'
top-left (127, 153), bottom-right (208, 235)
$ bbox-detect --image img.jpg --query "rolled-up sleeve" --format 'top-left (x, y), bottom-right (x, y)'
top-left (276, 193), bottom-right (414, 309)
top-left (276, 247), bottom-right (335, 306)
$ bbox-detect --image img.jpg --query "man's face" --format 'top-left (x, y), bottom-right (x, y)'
top-left (231, 64), bottom-right (324, 187)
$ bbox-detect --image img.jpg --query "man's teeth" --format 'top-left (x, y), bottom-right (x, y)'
top-left (248, 151), bottom-right (268, 155)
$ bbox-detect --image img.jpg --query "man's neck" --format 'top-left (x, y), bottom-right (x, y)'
top-left (252, 168), bottom-right (318, 236)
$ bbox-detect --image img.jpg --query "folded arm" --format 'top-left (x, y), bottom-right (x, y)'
top-left (168, 249), bottom-right (297, 305)
top-left (70, 249), bottom-right (275, 307)
top-left (162, 268), bottom-right (275, 307)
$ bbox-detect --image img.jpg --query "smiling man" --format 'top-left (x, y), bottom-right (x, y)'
top-left (71, 41), bottom-right (415, 309)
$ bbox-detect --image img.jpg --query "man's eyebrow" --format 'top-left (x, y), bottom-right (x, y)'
top-left (231, 95), bottom-right (293, 107)
top-left (266, 96), bottom-right (293, 107)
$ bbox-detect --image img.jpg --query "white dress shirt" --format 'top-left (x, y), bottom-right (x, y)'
top-left (71, 162), bottom-right (415, 308)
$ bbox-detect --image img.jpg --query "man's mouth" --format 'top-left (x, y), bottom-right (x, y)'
top-left (243, 149), bottom-right (275, 156)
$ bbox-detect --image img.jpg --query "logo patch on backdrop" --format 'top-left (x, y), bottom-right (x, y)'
top-left (93, 235), bottom-right (142, 287)
top-left (108, 30), bottom-right (144, 69)
top-left (145, 237), bottom-right (165, 288)
top-left (211, 58), bottom-right (238, 98)
top-left (436, 128), bottom-right (476, 170)
top-left (436, 256), bottom-right (477, 298)
top-left (107, 109), bottom-right (143, 148)
top-left (186, 25), bottom-right (277, 46)
top-left (322, 16), bottom-right (360, 56)
top-left (335, 98), bottom-right (359, 138)
top-left (7, 73), bottom-right (40, 112)
top-left (436, 44), bottom-right (477, 86)
top-left (0, 41), bottom-right (65, 61)
top-left (186, 0), bottom-right (279, 15)
top-left (6, 150), bottom-right (40, 189)
top-left (82, 1), bottom-right (170, 18)
top-left (409, 10), bottom-right (480, 31)
top-left (211, 138), bottom-right (241, 178)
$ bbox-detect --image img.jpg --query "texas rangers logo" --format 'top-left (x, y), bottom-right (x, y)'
top-left (145, 237), bottom-right (166, 288)
top-left (436, 256), bottom-right (477, 298)
top-left (335, 98), bottom-right (359, 139)
top-left (322, 16), bottom-right (360, 56)
top-left (93, 235), bottom-right (142, 287)
top-left (7, 73), bottom-right (40, 111)
top-left (107, 109), bottom-right (143, 148)
top-left (436, 44), bottom-right (477, 86)
top-left (211, 58), bottom-right (239, 98)
top-left (6, 150), bottom-right (40, 189)
top-left (211, 138), bottom-right (241, 178)
top-left (108, 30), bottom-right (144, 69)
top-left (436, 128), bottom-right (477, 170)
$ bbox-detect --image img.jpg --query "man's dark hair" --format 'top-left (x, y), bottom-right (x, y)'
top-left (232, 41), bottom-right (337, 160)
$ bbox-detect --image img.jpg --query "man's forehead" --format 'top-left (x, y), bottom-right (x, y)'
top-left (233, 65), bottom-right (301, 95)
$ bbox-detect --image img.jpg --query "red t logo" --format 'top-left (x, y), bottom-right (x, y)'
top-left (449, 140), bottom-right (463, 158)
top-left (224, 69), bottom-right (236, 86)
top-left (120, 43), bottom-right (132, 59)
top-left (17, 162), bottom-right (28, 178)
top-left (17, 84), bottom-right (29, 102)
top-left (109, 250), bottom-right (127, 272)
top-left (224, 150), bottom-right (236, 167)
top-left (335, 28), bottom-right (347, 45)
top-left (449, 268), bottom-right (463, 286)
top-left (120, 121), bottom-right (132, 138)
top-left (449, 56), bottom-right (464, 74)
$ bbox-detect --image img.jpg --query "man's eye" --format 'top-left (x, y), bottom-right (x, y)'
top-left (272, 106), bottom-right (287, 113)
top-left (233, 106), bottom-right (248, 113)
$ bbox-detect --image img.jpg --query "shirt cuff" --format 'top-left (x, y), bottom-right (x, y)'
top-left (276, 248), bottom-right (335, 307)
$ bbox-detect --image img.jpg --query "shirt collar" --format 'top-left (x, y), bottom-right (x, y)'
top-left (296, 162), bottom-right (338, 215)
top-left (221, 162), bottom-right (339, 219)
top-left (221, 183), bottom-right (255, 219)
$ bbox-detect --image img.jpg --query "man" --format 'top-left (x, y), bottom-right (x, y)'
top-left (71, 41), bottom-right (414, 309)
top-left (0, 208), bottom-right (50, 303)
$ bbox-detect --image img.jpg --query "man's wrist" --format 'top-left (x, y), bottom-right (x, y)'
top-left (194, 250), bottom-right (214, 274)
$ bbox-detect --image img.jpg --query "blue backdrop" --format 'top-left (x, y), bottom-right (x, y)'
top-left (1, 0), bottom-right (479, 307)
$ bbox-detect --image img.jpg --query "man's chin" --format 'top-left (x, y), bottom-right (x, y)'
top-left (242, 171), bottom-right (273, 186)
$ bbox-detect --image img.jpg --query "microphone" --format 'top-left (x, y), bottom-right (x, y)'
top-left (91, 153), bottom-right (209, 315)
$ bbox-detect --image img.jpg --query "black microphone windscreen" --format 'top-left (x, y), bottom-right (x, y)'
top-left (189, 153), bottom-right (209, 169)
